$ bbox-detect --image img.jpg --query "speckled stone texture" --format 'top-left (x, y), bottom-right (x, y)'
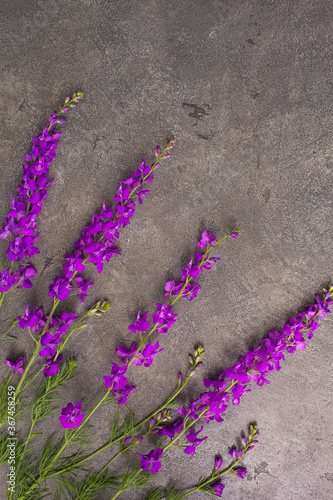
top-left (0, 0), bottom-right (332, 499)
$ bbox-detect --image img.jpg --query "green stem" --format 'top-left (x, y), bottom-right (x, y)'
top-left (15, 299), bottom-right (59, 397)
top-left (45, 370), bottom-right (193, 477)
top-left (20, 389), bottom-right (110, 498)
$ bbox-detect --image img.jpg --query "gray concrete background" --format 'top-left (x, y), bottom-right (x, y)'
top-left (0, 0), bottom-right (332, 499)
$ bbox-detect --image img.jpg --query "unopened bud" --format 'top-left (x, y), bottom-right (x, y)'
top-left (137, 437), bottom-right (143, 444)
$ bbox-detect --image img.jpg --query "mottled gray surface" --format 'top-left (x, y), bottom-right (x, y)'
top-left (0, 0), bottom-right (332, 499)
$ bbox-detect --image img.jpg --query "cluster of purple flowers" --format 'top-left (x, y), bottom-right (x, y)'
top-left (14, 305), bottom-right (77, 376)
top-left (137, 289), bottom-right (332, 482)
top-left (0, 94), bottom-right (82, 299)
top-left (163, 230), bottom-right (239, 304)
top-left (116, 341), bottom-right (164, 367)
top-left (103, 362), bottom-right (136, 405)
top-left (48, 141), bottom-right (175, 304)
top-left (176, 288), bottom-right (333, 427)
top-left (0, 265), bottom-right (36, 294)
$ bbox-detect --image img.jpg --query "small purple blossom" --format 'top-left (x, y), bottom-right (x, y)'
top-left (59, 401), bottom-right (85, 429)
top-left (48, 277), bottom-right (72, 301)
top-left (197, 230), bottom-right (217, 249)
top-left (181, 257), bottom-right (200, 281)
top-left (17, 304), bottom-right (45, 333)
top-left (116, 343), bottom-right (138, 364)
top-left (42, 354), bottom-right (62, 377)
top-left (74, 277), bottom-right (95, 302)
top-left (152, 303), bottom-right (177, 333)
top-left (207, 480), bottom-right (225, 497)
top-left (184, 426), bottom-right (208, 455)
top-left (5, 357), bottom-right (24, 376)
top-left (103, 363), bottom-right (136, 405)
top-left (236, 468), bottom-right (247, 479)
top-left (132, 342), bottom-right (164, 367)
top-left (128, 310), bottom-right (150, 333)
top-left (138, 448), bottom-right (163, 474)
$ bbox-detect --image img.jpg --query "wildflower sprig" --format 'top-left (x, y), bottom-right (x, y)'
top-left (179, 425), bottom-right (260, 498)
top-left (116, 232), bottom-right (238, 377)
top-left (0, 92), bottom-right (83, 309)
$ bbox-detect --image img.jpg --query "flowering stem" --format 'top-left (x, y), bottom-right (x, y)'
top-left (43, 369), bottom-right (194, 478)
top-left (14, 299), bottom-right (60, 398)
top-left (19, 388), bottom-right (110, 498)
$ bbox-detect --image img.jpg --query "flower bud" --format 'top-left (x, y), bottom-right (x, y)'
top-left (137, 437), bottom-right (143, 444)
top-left (215, 456), bottom-right (223, 469)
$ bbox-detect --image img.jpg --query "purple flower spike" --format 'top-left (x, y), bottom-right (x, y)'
top-left (128, 310), bottom-right (150, 333)
top-left (138, 448), bottom-right (163, 474)
top-left (5, 357), bottom-right (24, 376)
top-left (59, 401), bottom-right (85, 429)
top-left (207, 480), bottom-right (225, 497)
top-left (184, 426), bottom-right (208, 455)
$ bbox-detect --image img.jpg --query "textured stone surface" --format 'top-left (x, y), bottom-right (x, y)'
top-left (0, 0), bottom-right (332, 499)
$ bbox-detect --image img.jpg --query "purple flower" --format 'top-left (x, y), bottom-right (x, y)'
top-left (103, 363), bottom-right (136, 404)
top-left (39, 331), bottom-right (62, 358)
top-left (155, 420), bottom-right (184, 438)
top-left (138, 448), bottom-right (163, 474)
top-left (5, 357), bottom-right (24, 376)
top-left (207, 480), bottom-right (225, 497)
top-left (42, 354), bottom-right (62, 377)
top-left (128, 310), bottom-right (150, 333)
top-left (59, 401), bottom-right (85, 429)
top-left (116, 343), bottom-right (139, 364)
top-left (184, 426), bottom-right (208, 455)
top-left (215, 456), bottom-right (223, 469)
top-left (181, 257), bottom-right (200, 281)
top-left (74, 277), bottom-right (95, 302)
top-left (152, 303), bottom-right (177, 333)
top-left (0, 270), bottom-right (15, 292)
top-left (17, 304), bottom-right (45, 333)
top-left (229, 231), bottom-right (240, 239)
top-left (164, 280), bottom-right (184, 298)
top-left (104, 363), bottom-right (128, 391)
top-left (197, 231), bottom-right (217, 249)
top-left (63, 250), bottom-right (86, 278)
top-left (133, 342), bottom-right (164, 367)
top-left (48, 277), bottom-right (72, 301)
top-left (229, 448), bottom-right (243, 460)
top-left (182, 282), bottom-right (201, 301)
top-left (236, 468), bottom-right (247, 479)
